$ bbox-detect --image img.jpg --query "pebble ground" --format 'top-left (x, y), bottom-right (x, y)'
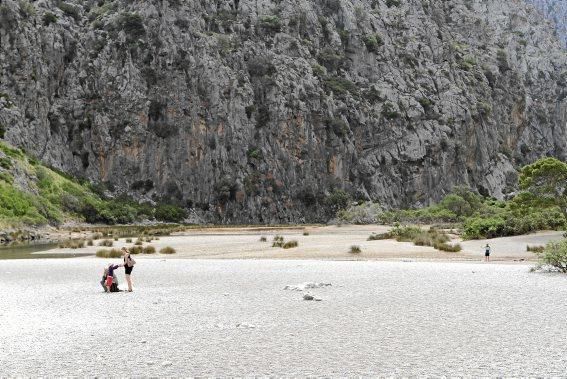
top-left (1, 258), bottom-right (566, 376)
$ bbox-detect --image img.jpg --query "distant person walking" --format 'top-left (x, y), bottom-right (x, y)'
top-left (484, 244), bottom-right (491, 262)
top-left (122, 247), bottom-right (136, 292)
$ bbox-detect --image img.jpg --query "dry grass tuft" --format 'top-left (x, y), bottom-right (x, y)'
top-left (98, 239), bottom-right (113, 247)
top-left (95, 249), bottom-right (122, 258)
top-left (159, 246), bottom-right (176, 254)
top-left (349, 245), bottom-right (362, 254)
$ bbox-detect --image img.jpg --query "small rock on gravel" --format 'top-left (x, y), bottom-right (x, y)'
top-left (161, 361), bottom-right (173, 367)
top-left (236, 322), bottom-right (256, 329)
top-left (303, 294), bottom-right (314, 301)
top-left (285, 282), bottom-right (332, 291)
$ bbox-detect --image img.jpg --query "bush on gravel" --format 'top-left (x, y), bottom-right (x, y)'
top-left (536, 239), bottom-right (567, 273)
top-left (349, 245), bottom-right (361, 254)
top-left (58, 239), bottom-right (85, 249)
top-left (159, 246), bottom-right (176, 254)
top-left (96, 249), bottom-right (122, 258)
top-left (98, 239), bottom-right (113, 247)
top-left (283, 240), bottom-right (298, 249)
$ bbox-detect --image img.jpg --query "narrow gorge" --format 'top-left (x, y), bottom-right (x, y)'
top-left (0, 0), bottom-right (566, 223)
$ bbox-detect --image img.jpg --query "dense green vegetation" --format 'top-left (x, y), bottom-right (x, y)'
top-left (0, 142), bottom-right (186, 228)
top-left (376, 190), bottom-right (565, 240)
top-left (461, 158), bottom-right (567, 239)
top-left (341, 157), bottom-right (567, 240)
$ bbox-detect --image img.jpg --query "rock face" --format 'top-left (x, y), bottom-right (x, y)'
top-left (527, 0), bottom-right (567, 48)
top-left (0, 0), bottom-right (566, 223)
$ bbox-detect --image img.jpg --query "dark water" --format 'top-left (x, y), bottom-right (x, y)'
top-left (0, 242), bottom-right (93, 260)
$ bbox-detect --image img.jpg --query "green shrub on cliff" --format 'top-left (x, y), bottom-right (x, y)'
top-left (42, 12), bottom-right (58, 26)
top-left (325, 189), bottom-right (351, 212)
top-left (317, 48), bottom-right (345, 72)
top-left (154, 203), bottom-right (187, 223)
top-left (0, 157), bottom-right (12, 170)
top-left (258, 15), bottom-right (281, 34)
top-left (57, 1), bottom-right (80, 21)
top-left (325, 117), bottom-right (349, 137)
top-left (363, 34), bottom-right (383, 52)
top-left (246, 148), bottom-right (263, 160)
top-left (115, 12), bottom-right (145, 41)
top-left (18, 1), bottom-right (36, 18)
top-left (0, 180), bottom-right (60, 227)
top-left (323, 76), bottom-right (358, 96)
top-left (0, 141), bottom-right (188, 228)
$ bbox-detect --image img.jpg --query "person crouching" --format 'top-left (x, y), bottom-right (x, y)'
top-left (105, 263), bottom-right (122, 293)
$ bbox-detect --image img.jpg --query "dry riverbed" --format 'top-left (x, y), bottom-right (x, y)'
top-left (1, 258), bottom-right (566, 376)
top-left (34, 225), bottom-right (565, 262)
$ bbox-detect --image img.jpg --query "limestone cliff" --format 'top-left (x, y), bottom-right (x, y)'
top-left (0, 0), bottom-right (566, 223)
top-left (527, 0), bottom-right (567, 48)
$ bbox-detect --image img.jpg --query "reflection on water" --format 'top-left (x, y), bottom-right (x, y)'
top-left (0, 243), bottom-right (93, 260)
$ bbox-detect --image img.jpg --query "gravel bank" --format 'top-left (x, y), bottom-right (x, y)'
top-left (31, 226), bottom-right (565, 261)
top-left (1, 258), bottom-right (566, 376)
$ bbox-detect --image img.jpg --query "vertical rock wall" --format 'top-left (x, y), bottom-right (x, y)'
top-left (0, 0), bottom-right (566, 223)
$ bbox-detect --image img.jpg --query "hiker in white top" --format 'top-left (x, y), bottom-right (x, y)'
top-left (484, 244), bottom-right (491, 262)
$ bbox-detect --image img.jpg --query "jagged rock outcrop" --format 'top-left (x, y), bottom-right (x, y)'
top-left (0, 0), bottom-right (566, 223)
top-left (526, 0), bottom-right (567, 48)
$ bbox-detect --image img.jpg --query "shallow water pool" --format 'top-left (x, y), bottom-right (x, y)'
top-left (0, 242), bottom-right (92, 259)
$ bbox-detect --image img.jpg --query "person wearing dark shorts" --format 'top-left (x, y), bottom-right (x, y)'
top-left (484, 244), bottom-right (491, 262)
top-left (122, 247), bottom-right (136, 292)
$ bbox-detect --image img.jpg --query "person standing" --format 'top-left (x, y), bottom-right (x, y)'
top-left (484, 244), bottom-right (491, 262)
top-left (122, 247), bottom-right (136, 292)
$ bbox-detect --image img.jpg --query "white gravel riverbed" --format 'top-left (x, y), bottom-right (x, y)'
top-left (1, 258), bottom-right (566, 377)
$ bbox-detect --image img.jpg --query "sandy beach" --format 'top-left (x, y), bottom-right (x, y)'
top-left (1, 258), bottom-right (566, 376)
